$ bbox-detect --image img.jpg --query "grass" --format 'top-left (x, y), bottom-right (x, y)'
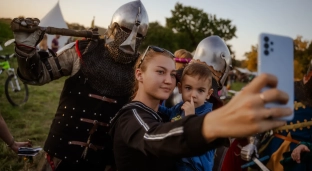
top-left (230, 81), bottom-right (247, 91)
top-left (0, 47), bottom-right (66, 170)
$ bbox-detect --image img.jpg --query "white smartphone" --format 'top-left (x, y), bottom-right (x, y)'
top-left (258, 33), bottom-right (294, 121)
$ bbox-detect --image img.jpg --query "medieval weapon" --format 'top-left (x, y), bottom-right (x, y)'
top-left (10, 19), bottom-right (100, 39)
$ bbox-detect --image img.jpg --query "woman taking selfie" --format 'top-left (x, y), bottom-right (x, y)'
top-left (110, 45), bottom-right (292, 171)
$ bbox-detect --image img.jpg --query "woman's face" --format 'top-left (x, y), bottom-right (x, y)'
top-left (140, 54), bottom-right (176, 100)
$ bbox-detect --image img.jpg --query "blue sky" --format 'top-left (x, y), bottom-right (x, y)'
top-left (0, 0), bottom-right (311, 60)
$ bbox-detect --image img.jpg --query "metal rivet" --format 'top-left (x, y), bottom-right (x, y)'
top-left (69, 91), bottom-right (71, 93)
top-left (89, 94), bottom-right (91, 97)
top-left (65, 156), bottom-right (67, 159)
top-left (100, 114), bottom-right (102, 116)
top-left (73, 108), bottom-right (75, 110)
top-left (94, 113), bottom-right (96, 115)
top-left (76, 160), bottom-right (79, 162)
top-left (64, 106), bottom-right (67, 109)
top-left (48, 150), bottom-right (50, 152)
top-left (55, 153), bottom-right (57, 155)
top-left (79, 76), bottom-right (80, 78)
top-left (62, 114), bottom-right (65, 116)
top-left (53, 135), bottom-right (55, 137)
top-left (70, 116), bottom-right (73, 118)
top-left (69, 142), bottom-right (72, 144)
top-left (83, 110), bottom-right (85, 112)
top-left (66, 124), bottom-right (68, 126)
top-left (87, 129), bottom-right (89, 131)
top-left (78, 92), bottom-right (81, 94)
top-left (60, 138), bottom-right (62, 140)
top-left (58, 121), bottom-right (60, 124)
top-left (76, 127), bottom-right (78, 129)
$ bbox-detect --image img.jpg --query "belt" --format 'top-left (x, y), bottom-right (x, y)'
top-left (68, 141), bottom-right (104, 151)
top-left (273, 133), bottom-right (300, 144)
top-left (80, 118), bottom-right (109, 127)
top-left (88, 93), bottom-right (117, 103)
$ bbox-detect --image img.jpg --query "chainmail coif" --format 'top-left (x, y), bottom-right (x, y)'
top-left (80, 39), bottom-right (138, 96)
top-left (105, 24), bottom-right (143, 64)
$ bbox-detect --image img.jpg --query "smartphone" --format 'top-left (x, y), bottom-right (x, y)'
top-left (258, 33), bottom-right (294, 121)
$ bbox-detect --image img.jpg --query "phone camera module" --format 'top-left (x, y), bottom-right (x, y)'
top-left (264, 36), bottom-right (269, 42)
top-left (264, 50), bottom-right (269, 56)
top-left (270, 42), bottom-right (273, 45)
top-left (264, 43), bottom-right (269, 48)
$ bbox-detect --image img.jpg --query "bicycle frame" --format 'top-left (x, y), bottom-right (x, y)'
top-left (0, 60), bottom-right (22, 91)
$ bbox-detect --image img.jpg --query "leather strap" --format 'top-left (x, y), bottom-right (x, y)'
top-left (80, 118), bottom-right (109, 127)
top-left (273, 133), bottom-right (300, 144)
top-left (88, 93), bottom-right (117, 103)
top-left (68, 141), bottom-right (104, 151)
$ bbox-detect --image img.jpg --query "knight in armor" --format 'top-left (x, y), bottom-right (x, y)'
top-left (11, 1), bottom-right (149, 170)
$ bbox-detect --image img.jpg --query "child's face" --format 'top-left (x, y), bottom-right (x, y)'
top-left (178, 75), bottom-right (213, 108)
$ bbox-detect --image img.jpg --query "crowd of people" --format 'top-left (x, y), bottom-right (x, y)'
top-left (1, 1), bottom-right (311, 171)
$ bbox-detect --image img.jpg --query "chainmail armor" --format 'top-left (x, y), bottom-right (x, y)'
top-left (80, 39), bottom-right (137, 96)
top-left (106, 24), bottom-right (143, 64)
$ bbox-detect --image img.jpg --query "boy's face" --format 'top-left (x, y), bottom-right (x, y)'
top-left (178, 75), bottom-right (213, 108)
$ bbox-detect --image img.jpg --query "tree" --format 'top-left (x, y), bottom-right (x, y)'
top-left (244, 45), bottom-right (258, 72)
top-left (139, 22), bottom-right (190, 53)
top-left (294, 36), bottom-right (312, 75)
top-left (166, 3), bottom-right (237, 51)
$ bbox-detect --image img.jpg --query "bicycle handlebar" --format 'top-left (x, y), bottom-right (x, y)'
top-left (0, 54), bottom-right (15, 61)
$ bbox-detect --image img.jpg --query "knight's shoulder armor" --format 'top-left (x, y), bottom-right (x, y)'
top-left (75, 39), bottom-right (91, 58)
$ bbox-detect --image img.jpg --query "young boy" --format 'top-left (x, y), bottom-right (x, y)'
top-left (159, 62), bottom-right (215, 171)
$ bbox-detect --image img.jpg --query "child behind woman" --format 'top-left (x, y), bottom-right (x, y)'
top-left (159, 62), bottom-right (215, 171)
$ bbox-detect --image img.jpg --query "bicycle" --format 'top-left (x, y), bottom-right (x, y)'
top-left (0, 53), bottom-right (29, 106)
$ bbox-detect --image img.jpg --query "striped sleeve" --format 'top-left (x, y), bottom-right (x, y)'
top-left (118, 107), bottom-right (224, 158)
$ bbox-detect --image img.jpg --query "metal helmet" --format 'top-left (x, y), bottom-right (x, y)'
top-left (105, 0), bottom-right (149, 63)
top-left (193, 36), bottom-right (232, 89)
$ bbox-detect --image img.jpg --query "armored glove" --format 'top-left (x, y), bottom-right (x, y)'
top-left (240, 134), bottom-right (262, 161)
top-left (241, 143), bottom-right (258, 161)
top-left (11, 18), bottom-right (45, 49)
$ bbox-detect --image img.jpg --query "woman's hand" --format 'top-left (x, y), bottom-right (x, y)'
top-left (291, 144), bottom-right (310, 163)
top-left (202, 74), bottom-right (292, 142)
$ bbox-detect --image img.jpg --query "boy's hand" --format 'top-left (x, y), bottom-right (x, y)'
top-left (291, 144), bottom-right (310, 163)
top-left (181, 97), bottom-right (195, 116)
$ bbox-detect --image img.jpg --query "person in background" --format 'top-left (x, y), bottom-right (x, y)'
top-left (165, 49), bottom-right (193, 108)
top-left (38, 34), bottom-right (48, 51)
top-left (51, 35), bottom-right (60, 53)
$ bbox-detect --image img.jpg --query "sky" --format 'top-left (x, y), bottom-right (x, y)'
top-left (0, 0), bottom-right (311, 60)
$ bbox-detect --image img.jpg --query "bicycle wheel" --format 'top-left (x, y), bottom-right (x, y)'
top-left (5, 74), bottom-right (29, 106)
